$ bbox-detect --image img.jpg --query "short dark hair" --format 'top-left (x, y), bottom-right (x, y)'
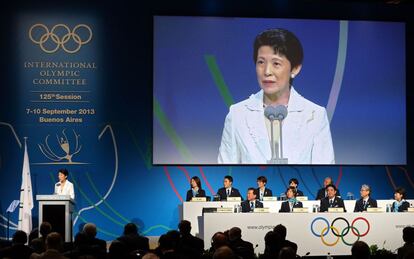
top-left (326, 184), bottom-right (337, 192)
top-left (13, 230), bottom-right (27, 244)
top-left (351, 241), bottom-right (371, 259)
top-left (395, 187), bottom-right (407, 199)
top-left (178, 220), bottom-right (191, 235)
top-left (257, 176), bottom-right (267, 184)
top-left (123, 223), bottom-right (138, 235)
top-left (46, 232), bottom-right (62, 250)
top-left (213, 246), bottom-right (236, 259)
top-left (286, 186), bottom-right (297, 197)
top-left (403, 226), bottom-right (414, 243)
top-left (253, 29), bottom-right (303, 85)
top-left (224, 175), bottom-right (233, 183)
top-left (289, 178), bottom-right (299, 186)
top-left (39, 222), bottom-right (52, 237)
top-left (279, 247), bottom-right (296, 259)
top-left (190, 176), bottom-right (202, 189)
top-left (58, 168), bottom-right (69, 177)
top-left (211, 232), bottom-right (229, 249)
top-left (247, 187), bottom-right (257, 196)
top-left (273, 224), bottom-right (287, 240)
top-left (228, 227), bottom-right (242, 241)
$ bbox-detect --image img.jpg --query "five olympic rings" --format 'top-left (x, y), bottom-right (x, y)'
top-left (29, 24), bottom-right (92, 54)
top-left (310, 217), bottom-right (370, 246)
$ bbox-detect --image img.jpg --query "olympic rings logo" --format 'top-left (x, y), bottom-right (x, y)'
top-left (29, 24), bottom-right (92, 54)
top-left (310, 217), bottom-right (370, 246)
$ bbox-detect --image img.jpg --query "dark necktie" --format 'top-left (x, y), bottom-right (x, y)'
top-left (250, 201), bottom-right (254, 211)
top-left (363, 200), bottom-right (367, 208)
top-left (329, 199), bottom-right (334, 207)
top-left (227, 189), bottom-right (230, 196)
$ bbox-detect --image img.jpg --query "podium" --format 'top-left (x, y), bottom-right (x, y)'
top-left (36, 195), bottom-right (75, 242)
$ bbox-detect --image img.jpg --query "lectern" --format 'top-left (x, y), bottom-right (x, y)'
top-left (36, 195), bottom-right (75, 242)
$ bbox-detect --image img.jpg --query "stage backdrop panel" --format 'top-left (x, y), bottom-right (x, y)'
top-left (0, 11), bottom-right (412, 245)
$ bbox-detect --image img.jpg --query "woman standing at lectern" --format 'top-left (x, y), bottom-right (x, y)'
top-left (186, 176), bottom-right (206, 201)
top-left (54, 168), bottom-right (75, 200)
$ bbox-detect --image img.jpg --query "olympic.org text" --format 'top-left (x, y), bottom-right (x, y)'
top-left (247, 225), bottom-right (275, 231)
top-left (395, 224), bottom-right (414, 229)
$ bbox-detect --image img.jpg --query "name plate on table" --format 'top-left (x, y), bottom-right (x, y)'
top-left (263, 197), bottom-right (277, 201)
top-left (296, 196), bottom-right (308, 201)
top-left (293, 207), bottom-right (309, 213)
top-left (216, 207), bottom-right (233, 213)
top-left (407, 208), bottom-right (414, 212)
top-left (254, 208), bottom-right (270, 213)
top-left (191, 197), bottom-right (207, 202)
top-left (227, 197), bottom-right (241, 202)
top-left (366, 207), bottom-right (383, 213)
top-left (328, 207), bottom-right (344, 213)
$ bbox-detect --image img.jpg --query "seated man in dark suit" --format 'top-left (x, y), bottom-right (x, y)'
top-left (316, 176), bottom-right (341, 200)
top-left (279, 187), bottom-right (303, 213)
top-left (0, 230), bottom-right (33, 259)
top-left (288, 178), bottom-right (304, 197)
top-left (354, 184), bottom-right (377, 212)
top-left (256, 176), bottom-right (272, 201)
top-left (30, 221), bottom-right (52, 254)
top-left (241, 188), bottom-right (263, 212)
top-left (320, 184), bottom-right (346, 212)
top-left (351, 241), bottom-right (371, 259)
top-left (228, 227), bottom-right (254, 259)
top-left (30, 232), bottom-right (66, 259)
top-left (216, 175), bottom-right (243, 201)
top-left (73, 223), bottom-right (107, 258)
top-left (273, 224), bottom-right (297, 254)
top-left (116, 223), bottom-right (149, 254)
top-left (177, 220), bottom-right (204, 258)
top-left (398, 226), bottom-right (414, 259)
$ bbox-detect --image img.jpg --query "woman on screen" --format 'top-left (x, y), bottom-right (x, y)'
top-left (54, 168), bottom-right (75, 200)
top-left (218, 28), bottom-right (334, 164)
top-left (391, 187), bottom-right (410, 212)
top-left (186, 176), bottom-right (206, 201)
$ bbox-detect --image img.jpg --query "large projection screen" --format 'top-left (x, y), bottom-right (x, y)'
top-left (153, 16), bottom-right (406, 165)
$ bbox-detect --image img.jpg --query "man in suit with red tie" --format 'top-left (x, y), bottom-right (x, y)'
top-left (320, 184), bottom-right (346, 212)
top-left (241, 188), bottom-right (263, 212)
top-left (216, 175), bottom-right (243, 201)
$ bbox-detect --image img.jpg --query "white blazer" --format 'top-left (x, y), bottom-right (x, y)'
top-left (54, 180), bottom-right (75, 199)
top-left (218, 87), bottom-right (335, 164)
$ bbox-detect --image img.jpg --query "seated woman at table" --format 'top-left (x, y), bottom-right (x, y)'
top-left (320, 184), bottom-right (346, 212)
top-left (186, 176), bottom-right (206, 201)
top-left (391, 187), bottom-right (410, 212)
top-left (354, 184), bottom-right (377, 212)
top-left (279, 186), bottom-right (303, 212)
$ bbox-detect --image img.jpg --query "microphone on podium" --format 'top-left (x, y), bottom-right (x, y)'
top-left (264, 105), bottom-right (288, 164)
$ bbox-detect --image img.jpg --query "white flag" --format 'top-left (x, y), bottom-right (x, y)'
top-left (18, 139), bottom-right (33, 235)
